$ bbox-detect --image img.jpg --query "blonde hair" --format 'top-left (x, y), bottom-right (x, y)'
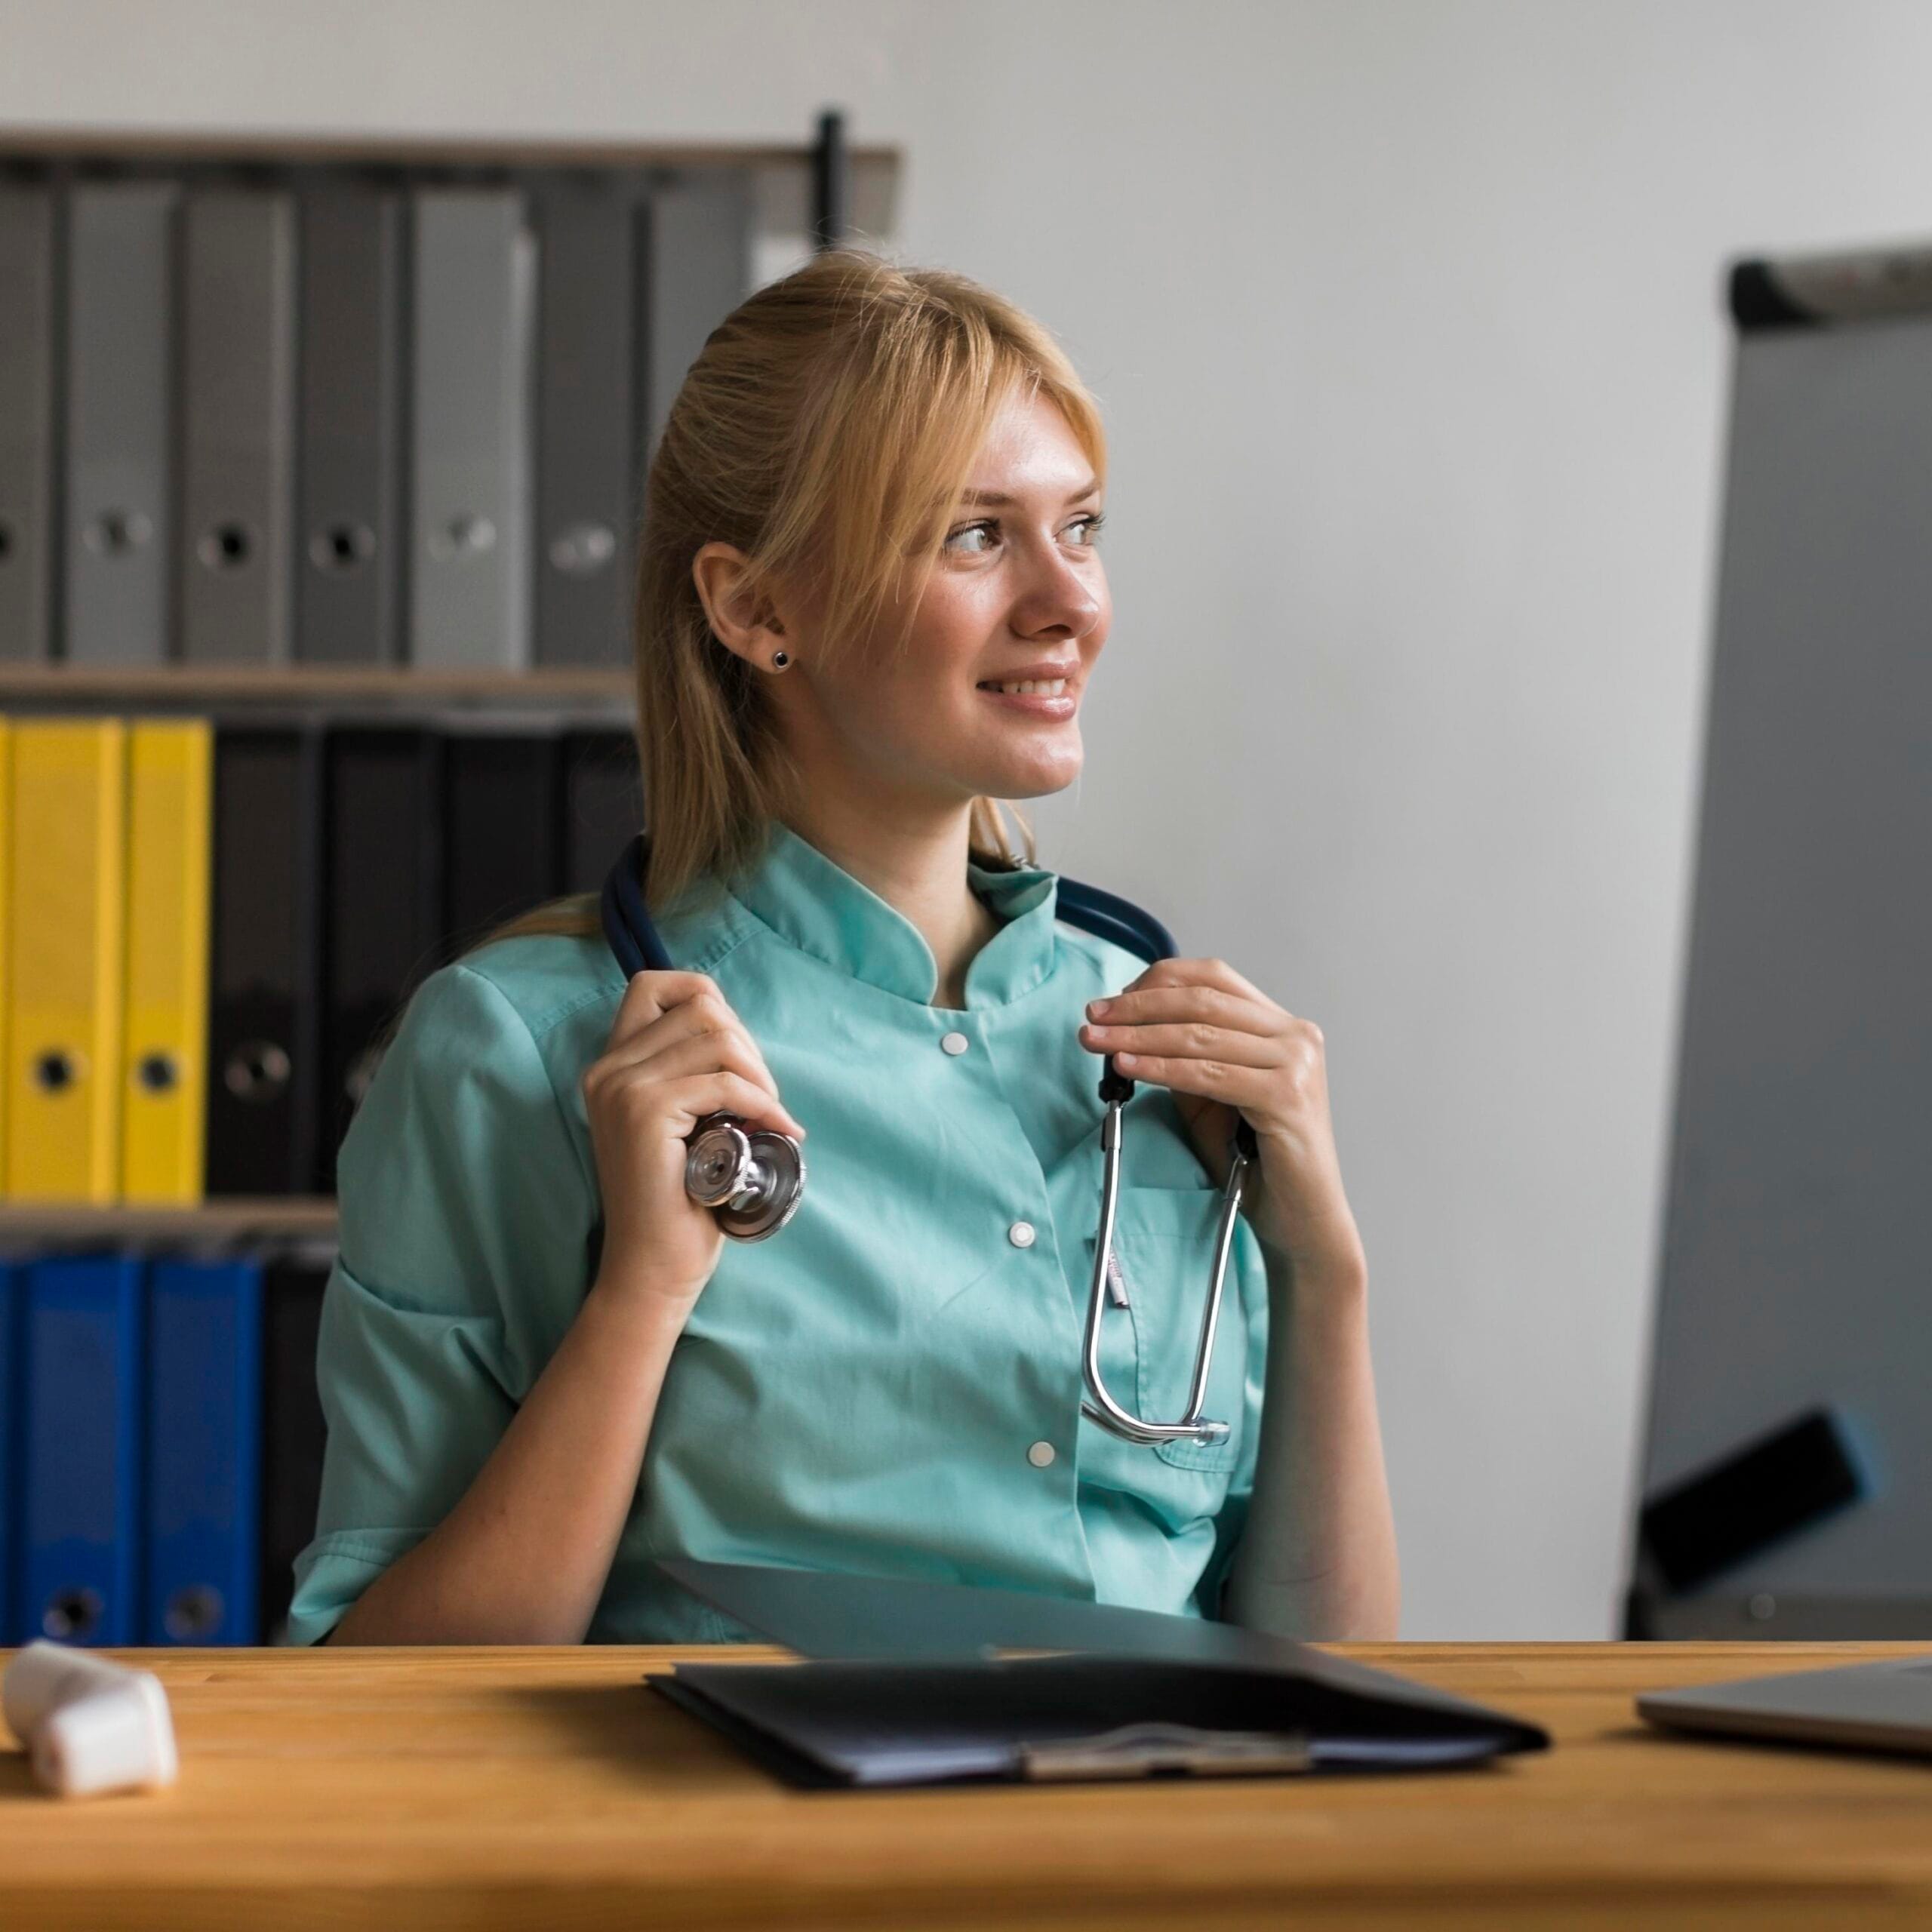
top-left (493, 246), bottom-right (1108, 945)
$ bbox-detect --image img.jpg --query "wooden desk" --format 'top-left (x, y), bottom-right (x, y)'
top-left (5, 1641), bottom-right (1932, 1929)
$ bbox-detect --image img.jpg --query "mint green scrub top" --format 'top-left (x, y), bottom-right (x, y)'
top-left (285, 820), bottom-right (1271, 1645)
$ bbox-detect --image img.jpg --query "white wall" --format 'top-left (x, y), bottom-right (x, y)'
top-left (11, 0), bottom-right (1932, 1636)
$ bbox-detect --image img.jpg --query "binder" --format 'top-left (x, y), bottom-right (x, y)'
top-left (259, 1251), bottom-right (330, 1641)
top-left (534, 181), bottom-right (638, 666)
top-left (0, 716), bottom-right (10, 1188)
top-left (644, 170), bottom-right (752, 455)
top-left (295, 180), bottom-right (403, 665)
top-left (64, 180), bottom-right (177, 665)
top-left (179, 186), bottom-right (297, 663)
top-left (318, 728), bottom-right (443, 1188)
top-left (121, 719), bottom-right (213, 1203)
top-left (408, 189), bottom-right (534, 669)
top-left (205, 724), bottom-right (323, 1196)
top-left (442, 731), bottom-right (561, 955)
top-left (4, 719), bottom-right (126, 1201)
top-left (17, 1254), bottom-right (143, 1646)
top-left (145, 1257), bottom-right (262, 1644)
top-left (0, 1259), bottom-right (17, 1643)
top-left (0, 181), bottom-right (58, 661)
top-left (559, 728), bottom-right (644, 893)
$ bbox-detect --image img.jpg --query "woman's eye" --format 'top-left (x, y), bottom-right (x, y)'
top-left (1069, 512), bottom-right (1106, 546)
top-left (945, 521), bottom-right (996, 555)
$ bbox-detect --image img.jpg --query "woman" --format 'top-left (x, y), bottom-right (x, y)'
top-left (291, 249), bottom-right (1398, 1647)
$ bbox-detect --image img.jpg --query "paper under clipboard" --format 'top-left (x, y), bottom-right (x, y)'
top-left (647, 1560), bottom-right (1549, 1789)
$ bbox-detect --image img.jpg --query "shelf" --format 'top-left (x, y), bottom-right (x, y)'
top-left (0, 663), bottom-right (635, 713)
top-left (0, 1197), bottom-right (340, 1244)
top-left (0, 127), bottom-right (901, 172)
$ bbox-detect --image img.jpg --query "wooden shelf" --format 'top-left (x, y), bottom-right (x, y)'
top-left (0, 127), bottom-right (901, 172)
top-left (0, 1197), bottom-right (339, 1244)
top-left (0, 663), bottom-right (634, 712)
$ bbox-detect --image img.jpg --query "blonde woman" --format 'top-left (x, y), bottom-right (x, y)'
top-left (291, 251), bottom-right (1398, 1647)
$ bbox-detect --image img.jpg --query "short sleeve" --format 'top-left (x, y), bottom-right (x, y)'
top-left (284, 961), bottom-right (599, 1644)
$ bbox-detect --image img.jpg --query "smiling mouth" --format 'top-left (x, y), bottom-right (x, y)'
top-left (975, 678), bottom-right (1072, 697)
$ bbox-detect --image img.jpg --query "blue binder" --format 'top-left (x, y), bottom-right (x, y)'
top-left (17, 1254), bottom-right (144, 1646)
top-left (145, 1257), bottom-right (263, 1644)
top-left (0, 1260), bottom-right (18, 1644)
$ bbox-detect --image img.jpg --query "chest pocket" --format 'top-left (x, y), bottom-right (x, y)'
top-left (1088, 1183), bottom-right (1254, 1476)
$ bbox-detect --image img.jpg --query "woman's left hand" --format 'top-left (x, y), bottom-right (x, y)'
top-left (1078, 958), bottom-right (1366, 1284)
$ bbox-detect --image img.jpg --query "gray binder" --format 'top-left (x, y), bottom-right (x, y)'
top-left (533, 182), bottom-right (638, 667)
top-left (180, 186), bottom-right (297, 663)
top-left (64, 180), bottom-right (177, 664)
top-left (408, 188), bottom-right (534, 669)
top-left (644, 170), bottom-right (752, 456)
top-left (0, 183), bottom-right (57, 660)
top-left (296, 183), bottom-right (402, 664)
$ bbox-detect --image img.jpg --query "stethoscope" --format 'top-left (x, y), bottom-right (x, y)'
top-left (600, 834), bottom-right (1258, 1447)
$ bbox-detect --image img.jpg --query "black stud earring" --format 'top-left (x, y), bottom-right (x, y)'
top-left (772, 651), bottom-right (790, 669)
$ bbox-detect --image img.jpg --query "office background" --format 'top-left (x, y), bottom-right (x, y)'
top-left (5, 0), bottom-right (1924, 1639)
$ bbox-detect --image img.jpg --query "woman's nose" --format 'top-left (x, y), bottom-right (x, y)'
top-left (1011, 534), bottom-right (1103, 638)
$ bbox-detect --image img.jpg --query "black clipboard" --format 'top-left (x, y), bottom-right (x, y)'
top-left (647, 1560), bottom-right (1549, 1789)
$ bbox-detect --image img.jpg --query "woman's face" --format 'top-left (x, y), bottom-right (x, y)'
top-left (776, 387), bottom-right (1111, 813)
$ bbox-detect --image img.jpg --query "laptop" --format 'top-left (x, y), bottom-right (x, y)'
top-left (1638, 1654), bottom-right (1932, 1756)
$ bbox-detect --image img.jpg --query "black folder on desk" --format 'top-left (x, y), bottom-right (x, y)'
top-left (647, 1559), bottom-right (1548, 1789)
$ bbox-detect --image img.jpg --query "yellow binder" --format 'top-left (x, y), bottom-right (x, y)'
top-left (0, 716), bottom-right (11, 1195)
top-left (122, 719), bottom-right (213, 1203)
top-left (5, 718), bottom-right (127, 1201)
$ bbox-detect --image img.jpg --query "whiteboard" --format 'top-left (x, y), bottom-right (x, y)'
top-left (1634, 246), bottom-right (1932, 1639)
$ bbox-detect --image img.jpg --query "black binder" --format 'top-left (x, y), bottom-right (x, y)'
top-left (0, 180), bottom-right (57, 662)
top-left (258, 1251), bottom-right (331, 1642)
top-left (649, 1562), bottom-right (1549, 1789)
top-left (533, 180), bottom-right (638, 667)
top-left (296, 180), bottom-right (403, 665)
top-left (559, 728), bottom-right (643, 893)
top-left (318, 727), bottom-right (444, 1188)
top-left (205, 726), bottom-right (323, 1195)
top-left (441, 731), bottom-right (562, 955)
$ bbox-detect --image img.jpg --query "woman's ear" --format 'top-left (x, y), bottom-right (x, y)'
top-left (692, 542), bottom-right (789, 669)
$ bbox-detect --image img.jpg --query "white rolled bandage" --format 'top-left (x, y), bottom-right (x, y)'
top-left (2, 1641), bottom-right (179, 1797)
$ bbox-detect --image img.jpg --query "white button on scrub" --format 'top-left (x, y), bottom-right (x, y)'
top-left (940, 1032), bottom-right (969, 1055)
top-left (1027, 1441), bottom-right (1057, 1469)
top-left (1008, 1220), bottom-right (1035, 1248)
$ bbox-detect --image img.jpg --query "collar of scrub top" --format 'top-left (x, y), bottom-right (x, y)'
top-left (599, 832), bottom-right (1259, 1447)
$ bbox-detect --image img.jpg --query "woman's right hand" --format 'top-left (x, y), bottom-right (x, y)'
top-left (580, 971), bottom-right (807, 1311)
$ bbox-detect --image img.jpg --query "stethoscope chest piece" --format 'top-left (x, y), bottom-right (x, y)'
top-left (685, 1112), bottom-right (808, 1242)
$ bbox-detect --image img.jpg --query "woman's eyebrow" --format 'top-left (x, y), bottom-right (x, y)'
top-left (958, 476), bottom-right (1102, 508)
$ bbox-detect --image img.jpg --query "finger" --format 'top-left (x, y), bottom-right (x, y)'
top-left (1106, 1051), bottom-right (1275, 1112)
top-left (604, 1029), bottom-right (803, 1134)
top-left (661, 1069), bottom-right (807, 1145)
top-left (598, 991), bottom-right (777, 1088)
top-left (1085, 983), bottom-right (1279, 1034)
top-left (1080, 1017), bottom-right (1282, 1068)
top-left (1117, 956), bottom-right (1280, 1012)
top-left (605, 970), bottom-right (727, 1051)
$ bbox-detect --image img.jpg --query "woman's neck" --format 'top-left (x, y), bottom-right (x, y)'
top-left (777, 793), bottom-right (1000, 1010)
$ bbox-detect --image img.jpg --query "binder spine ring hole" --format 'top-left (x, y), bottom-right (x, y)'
top-left (549, 522), bottom-right (617, 576)
top-left (429, 514), bottom-right (497, 561)
top-left (0, 518), bottom-right (13, 561)
top-left (44, 1587), bottom-right (106, 1642)
top-left (312, 521), bottom-right (377, 573)
top-left (164, 1586), bottom-right (226, 1642)
top-left (32, 1048), bottom-right (80, 1094)
top-left (136, 1051), bottom-right (181, 1094)
top-left (83, 509), bottom-right (153, 557)
top-left (198, 523), bottom-right (254, 571)
top-left (224, 1040), bottom-right (292, 1102)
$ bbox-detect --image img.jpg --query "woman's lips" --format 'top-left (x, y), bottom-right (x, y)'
top-left (976, 684), bottom-right (1077, 718)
